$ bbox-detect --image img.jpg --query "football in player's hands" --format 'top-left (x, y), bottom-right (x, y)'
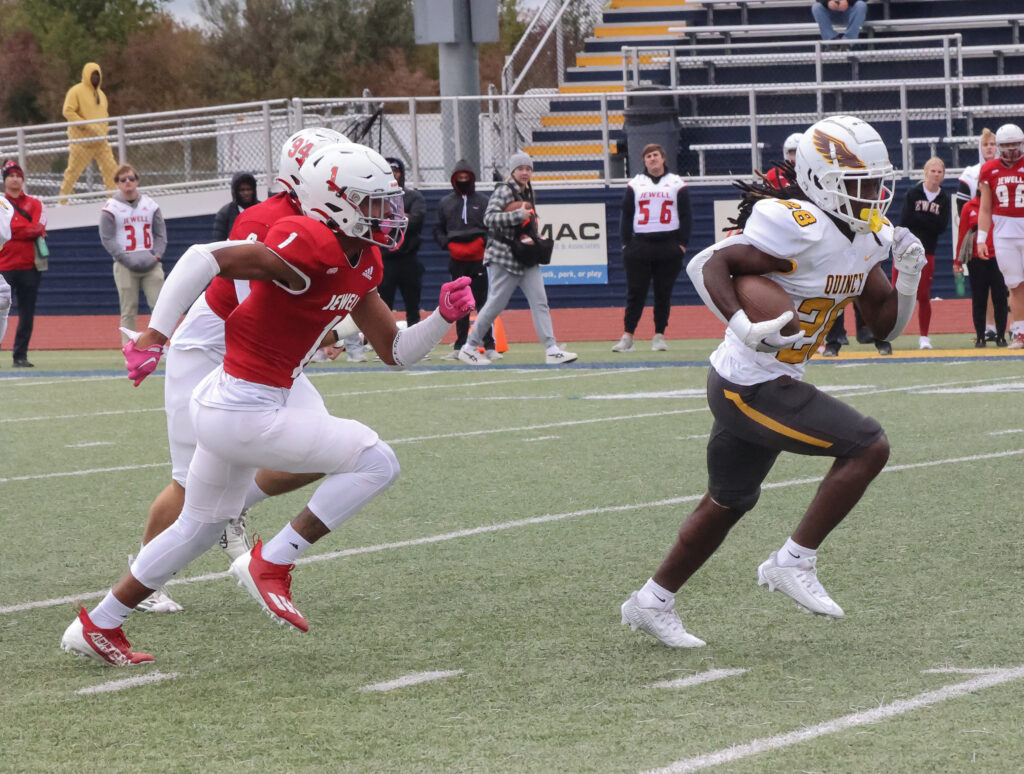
top-left (733, 275), bottom-right (800, 336)
top-left (504, 200), bottom-right (531, 212)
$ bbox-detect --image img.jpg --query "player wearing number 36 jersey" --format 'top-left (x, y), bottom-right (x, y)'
top-left (99, 164), bottom-right (166, 343)
top-left (621, 116), bottom-right (927, 649)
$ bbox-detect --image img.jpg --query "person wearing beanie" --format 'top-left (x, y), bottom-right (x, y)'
top-left (612, 142), bottom-right (691, 354)
top-left (433, 159), bottom-right (497, 358)
top-left (98, 164), bottom-right (167, 344)
top-left (59, 62), bottom-right (120, 202)
top-left (458, 151), bottom-right (578, 366)
top-left (0, 160), bottom-right (47, 366)
top-left (381, 157), bottom-right (427, 327)
top-left (213, 171), bottom-right (260, 241)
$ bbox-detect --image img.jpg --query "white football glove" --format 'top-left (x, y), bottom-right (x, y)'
top-left (728, 309), bottom-right (804, 353)
top-left (892, 226), bottom-right (927, 295)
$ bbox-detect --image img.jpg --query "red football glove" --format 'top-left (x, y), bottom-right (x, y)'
top-left (120, 327), bottom-right (166, 386)
top-left (438, 276), bottom-right (475, 322)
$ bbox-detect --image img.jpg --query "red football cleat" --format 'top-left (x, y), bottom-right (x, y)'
top-left (60, 607), bottom-right (155, 667)
top-left (229, 540), bottom-right (309, 632)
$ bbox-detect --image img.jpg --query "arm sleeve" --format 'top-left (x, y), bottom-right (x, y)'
top-left (99, 211), bottom-right (129, 263)
top-left (483, 185), bottom-right (524, 229)
top-left (151, 208), bottom-right (167, 258)
top-left (676, 187), bottom-right (692, 248)
top-left (619, 186), bottom-right (635, 245)
top-left (406, 190), bottom-right (427, 238)
top-left (213, 205), bottom-right (229, 241)
top-left (62, 88), bottom-right (83, 123)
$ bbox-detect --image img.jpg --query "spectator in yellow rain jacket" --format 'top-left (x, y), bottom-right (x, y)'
top-left (59, 62), bottom-right (119, 202)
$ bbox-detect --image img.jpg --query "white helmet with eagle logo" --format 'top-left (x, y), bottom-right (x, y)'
top-left (794, 115), bottom-right (895, 234)
top-left (296, 142), bottom-right (407, 250)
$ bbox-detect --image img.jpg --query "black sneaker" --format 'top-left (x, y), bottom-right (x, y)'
top-left (975, 338), bottom-right (986, 348)
top-left (822, 344), bottom-right (840, 357)
top-left (12, 358), bottom-right (34, 368)
top-left (875, 341), bottom-right (892, 356)
top-left (996, 336), bottom-right (1009, 347)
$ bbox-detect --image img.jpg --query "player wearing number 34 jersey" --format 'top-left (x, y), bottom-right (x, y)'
top-left (621, 116), bottom-right (928, 649)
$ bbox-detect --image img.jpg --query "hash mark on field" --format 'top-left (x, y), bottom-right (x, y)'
top-left (988, 428), bottom-right (1024, 435)
top-left (922, 667), bottom-right (1004, 675)
top-left (643, 665), bottom-right (1024, 773)
top-left (76, 671), bottom-right (180, 695)
top-left (650, 668), bottom-right (748, 690)
top-left (65, 441), bottom-right (115, 448)
top-left (358, 669), bottom-right (463, 692)
top-left (524, 435), bottom-right (560, 442)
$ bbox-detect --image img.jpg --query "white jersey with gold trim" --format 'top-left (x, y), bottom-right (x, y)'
top-left (0, 196), bottom-right (13, 247)
top-left (101, 194), bottom-right (160, 254)
top-left (706, 197), bottom-right (894, 385)
top-left (628, 172), bottom-right (687, 233)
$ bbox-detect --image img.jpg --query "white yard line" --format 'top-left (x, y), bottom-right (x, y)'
top-left (0, 462), bottom-right (167, 483)
top-left (65, 441), bottom-right (116, 448)
top-left (358, 670), bottom-right (463, 692)
top-left (75, 671), bottom-right (180, 695)
top-left (5, 447), bottom-right (1024, 615)
top-left (650, 668), bottom-right (748, 690)
top-left (643, 665), bottom-right (1024, 774)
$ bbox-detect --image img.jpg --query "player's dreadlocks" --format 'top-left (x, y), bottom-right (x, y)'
top-left (726, 161), bottom-right (811, 232)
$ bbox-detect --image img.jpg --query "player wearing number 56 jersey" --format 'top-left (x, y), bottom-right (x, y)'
top-left (977, 123), bottom-right (1024, 348)
top-left (621, 116), bottom-right (927, 649)
top-left (99, 164), bottom-right (166, 343)
top-left (612, 143), bottom-right (692, 353)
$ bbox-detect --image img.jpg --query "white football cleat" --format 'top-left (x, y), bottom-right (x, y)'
top-left (611, 334), bottom-right (635, 353)
top-left (136, 587), bottom-right (184, 613)
top-left (757, 551), bottom-right (844, 618)
top-left (620, 591), bottom-right (706, 648)
top-left (220, 513), bottom-right (252, 562)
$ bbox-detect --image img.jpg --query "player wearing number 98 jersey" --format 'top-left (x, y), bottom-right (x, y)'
top-left (620, 116), bottom-right (928, 650)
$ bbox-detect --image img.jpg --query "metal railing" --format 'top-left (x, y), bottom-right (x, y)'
top-left (2, 81), bottom-right (1021, 205)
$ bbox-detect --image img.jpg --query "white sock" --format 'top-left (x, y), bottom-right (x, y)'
top-left (262, 523), bottom-right (312, 565)
top-left (545, 345), bottom-right (562, 355)
top-left (242, 478), bottom-right (270, 512)
top-left (637, 578), bottom-right (675, 610)
top-left (986, 324), bottom-right (997, 333)
top-left (90, 591), bottom-right (135, 630)
top-left (778, 537), bottom-right (816, 567)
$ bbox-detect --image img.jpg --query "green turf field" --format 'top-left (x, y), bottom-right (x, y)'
top-left (1, 338), bottom-right (1022, 773)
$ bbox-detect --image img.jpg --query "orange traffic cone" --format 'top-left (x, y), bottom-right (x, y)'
top-left (475, 315), bottom-right (510, 354)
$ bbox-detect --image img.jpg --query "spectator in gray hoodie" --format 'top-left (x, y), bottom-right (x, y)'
top-left (99, 164), bottom-right (166, 342)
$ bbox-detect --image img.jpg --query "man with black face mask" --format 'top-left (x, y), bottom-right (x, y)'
top-left (433, 160), bottom-right (496, 358)
top-left (381, 158), bottom-right (427, 327)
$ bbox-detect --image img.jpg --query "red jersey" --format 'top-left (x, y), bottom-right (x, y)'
top-left (205, 192), bottom-right (302, 319)
top-left (978, 157), bottom-right (1024, 238)
top-left (0, 192), bottom-right (46, 271)
top-left (222, 216), bottom-right (383, 388)
top-left (956, 198), bottom-right (995, 260)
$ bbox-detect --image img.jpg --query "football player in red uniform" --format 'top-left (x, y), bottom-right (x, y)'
top-left (135, 127), bottom-right (349, 614)
top-left (61, 143), bottom-right (475, 666)
top-left (977, 123), bottom-right (1024, 348)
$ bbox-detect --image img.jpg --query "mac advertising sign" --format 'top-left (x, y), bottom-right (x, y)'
top-left (535, 202), bottom-right (608, 285)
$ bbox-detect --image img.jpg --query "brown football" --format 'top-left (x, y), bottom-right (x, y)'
top-left (733, 275), bottom-right (800, 336)
top-left (504, 201), bottom-right (531, 213)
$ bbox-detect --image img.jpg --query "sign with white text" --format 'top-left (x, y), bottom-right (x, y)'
top-left (534, 202), bottom-right (608, 285)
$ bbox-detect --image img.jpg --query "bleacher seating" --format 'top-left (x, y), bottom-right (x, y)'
top-left (526, 0), bottom-right (1024, 180)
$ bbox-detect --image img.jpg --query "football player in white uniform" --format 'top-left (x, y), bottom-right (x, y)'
top-left (0, 196), bottom-right (13, 346)
top-left (621, 115), bottom-right (927, 648)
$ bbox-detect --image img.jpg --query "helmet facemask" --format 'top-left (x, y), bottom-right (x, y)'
top-left (325, 187), bottom-right (407, 251)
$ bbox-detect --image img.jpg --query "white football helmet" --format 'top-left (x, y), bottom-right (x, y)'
top-left (786, 131), bottom-right (802, 160)
top-left (297, 142), bottom-right (407, 250)
top-left (794, 115), bottom-right (895, 234)
top-left (995, 123), bottom-right (1024, 164)
top-left (276, 127), bottom-right (350, 194)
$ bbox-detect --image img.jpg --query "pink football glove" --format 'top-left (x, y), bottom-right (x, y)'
top-left (120, 327), bottom-right (166, 386)
top-left (438, 276), bottom-right (475, 322)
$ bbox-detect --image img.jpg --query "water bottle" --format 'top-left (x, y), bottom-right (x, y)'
top-left (953, 268), bottom-right (965, 298)
top-left (35, 236), bottom-right (49, 258)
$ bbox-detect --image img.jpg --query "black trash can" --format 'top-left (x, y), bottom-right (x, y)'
top-left (623, 86), bottom-right (681, 177)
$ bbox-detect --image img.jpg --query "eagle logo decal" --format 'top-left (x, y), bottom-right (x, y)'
top-left (812, 129), bottom-right (866, 169)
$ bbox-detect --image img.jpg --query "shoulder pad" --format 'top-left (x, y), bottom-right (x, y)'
top-left (741, 198), bottom-right (824, 258)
